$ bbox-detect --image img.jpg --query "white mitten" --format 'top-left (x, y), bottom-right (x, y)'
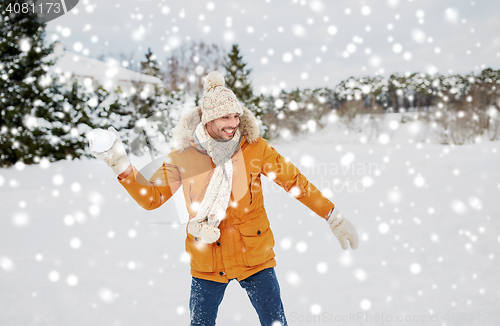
top-left (88, 127), bottom-right (130, 175)
top-left (327, 207), bottom-right (359, 250)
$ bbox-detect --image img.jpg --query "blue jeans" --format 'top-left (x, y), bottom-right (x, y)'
top-left (189, 268), bottom-right (288, 326)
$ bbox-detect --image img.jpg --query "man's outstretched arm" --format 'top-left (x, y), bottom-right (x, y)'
top-left (90, 127), bottom-right (181, 211)
top-left (259, 139), bottom-right (359, 250)
top-left (117, 156), bottom-right (181, 211)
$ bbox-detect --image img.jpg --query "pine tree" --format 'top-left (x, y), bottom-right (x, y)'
top-left (223, 44), bottom-right (263, 122)
top-left (141, 47), bottom-right (160, 77)
top-left (0, 0), bottom-right (90, 166)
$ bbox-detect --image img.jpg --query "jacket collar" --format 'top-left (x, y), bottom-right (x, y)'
top-left (172, 106), bottom-right (260, 153)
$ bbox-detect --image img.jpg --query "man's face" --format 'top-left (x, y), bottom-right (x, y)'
top-left (206, 113), bottom-right (240, 141)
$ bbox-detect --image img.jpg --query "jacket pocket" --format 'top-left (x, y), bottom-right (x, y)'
top-left (238, 217), bottom-right (275, 267)
top-left (185, 233), bottom-right (215, 272)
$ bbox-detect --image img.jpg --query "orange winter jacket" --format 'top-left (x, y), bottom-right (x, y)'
top-left (118, 107), bottom-right (335, 283)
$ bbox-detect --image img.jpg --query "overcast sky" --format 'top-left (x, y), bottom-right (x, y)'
top-left (46, 0), bottom-right (500, 94)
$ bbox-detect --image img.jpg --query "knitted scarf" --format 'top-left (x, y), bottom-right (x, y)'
top-left (187, 122), bottom-right (242, 243)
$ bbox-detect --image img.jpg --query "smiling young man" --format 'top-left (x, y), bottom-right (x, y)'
top-left (91, 71), bottom-right (359, 326)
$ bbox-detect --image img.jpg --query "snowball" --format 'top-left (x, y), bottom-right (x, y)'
top-left (128, 229), bottom-right (137, 238)
top-left (177, 306), bottom-right (186, 315)
top-left (0, 175), bottom-right (4, 187)
top-left (87, 129), bottom-right (117, 153)
top-left (161, 6), bottom-right (170, 15)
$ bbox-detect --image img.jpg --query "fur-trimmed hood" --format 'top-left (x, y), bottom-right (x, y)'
top-left (172, 106), bottom-right (260, 152)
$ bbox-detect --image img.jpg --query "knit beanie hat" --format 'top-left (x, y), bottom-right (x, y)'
top-left (201, 71), bottom-right (243, 124)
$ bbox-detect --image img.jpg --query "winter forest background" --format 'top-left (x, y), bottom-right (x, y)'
top-left (1, 0), bottom-right (500, 325)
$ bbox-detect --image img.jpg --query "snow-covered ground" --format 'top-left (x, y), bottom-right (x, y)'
top-left (1, 115), bottom-right (499, 326)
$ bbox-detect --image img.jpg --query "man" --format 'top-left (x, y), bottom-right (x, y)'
top-left (90, 71), bottom-right (359, 326)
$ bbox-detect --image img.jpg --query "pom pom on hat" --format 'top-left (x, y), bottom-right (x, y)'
top-left (204, 71), bottom-right (225, 93)
top-left (201, 71), bottom-right (243, 124)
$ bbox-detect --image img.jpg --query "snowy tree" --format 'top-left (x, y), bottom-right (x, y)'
top-left (223, 44), bottom-right (262, 118)
top-left (223, 45), bottom-right (254, 103)
top-left (0, 0), bottom-right (90, 166)
top-left (164, 41), bottom-right (226, 103)
top-left (141, 47), bottom-right (161, 78)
